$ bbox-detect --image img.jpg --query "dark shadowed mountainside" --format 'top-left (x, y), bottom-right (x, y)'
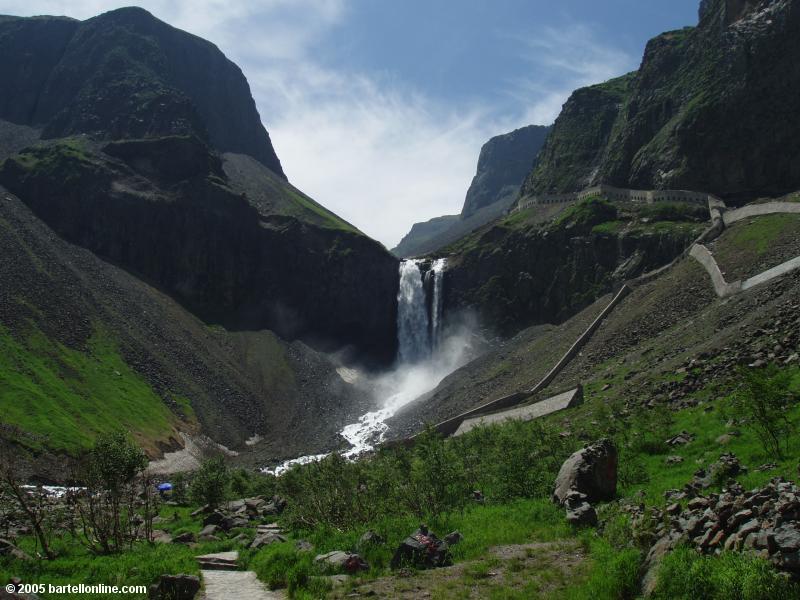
top-left (0, 8), bottom-right (400, 475)
top-left (0, 7), bottom-right (284, 175)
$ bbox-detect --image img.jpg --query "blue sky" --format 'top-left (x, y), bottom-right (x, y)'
top-left (0, 1), bottom-right (700, 246)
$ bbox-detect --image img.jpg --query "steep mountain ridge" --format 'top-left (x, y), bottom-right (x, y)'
top-left (521, 0), bottom-right (800, 202)
top-left (392, 125), bottom-right (550, 258)
top-left (461, 125), bottom-right (551, 217)
top-left (389, 208), bottom-right (800, 438)
top-left (0, 8), bottom-right (400, 473)
top-left (0, 7), bottom-right (284, 175)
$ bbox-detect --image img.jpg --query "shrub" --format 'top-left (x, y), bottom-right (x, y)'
top-left (76, 432), bottom-right (151, 554)
top-left (230, 468), bottom-right (276, 498)
top-left (567, 536), bottom-right (641, 600)
top-left (171, 472), bottom-right (188, 505)
top-left (553, 197), bottom-right (618, 232)
top-left (190, 457), bottom-right (230, 509)
top-left (248, 543), bottom-right (316, 592)
top-left (276, 419), bottom-right (570, 532)
top-left (730, 365), bottom-right (798, 459)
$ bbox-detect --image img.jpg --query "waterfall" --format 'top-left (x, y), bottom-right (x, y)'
top-left (263, 256), bottom-right (468, 475)
top-left (396, 259), bottom-right (430, 363)
top-left (396, 258), bottom-right (448, 363)
top-left (430, 258), bottom-right (446, 350)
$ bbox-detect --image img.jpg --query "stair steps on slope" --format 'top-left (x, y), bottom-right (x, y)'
top-left (196, 551), bottom-right (240, 571)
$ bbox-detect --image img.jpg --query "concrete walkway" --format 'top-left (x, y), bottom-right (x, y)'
top-left (454, 387), bottom-right (583, 436)
top-left (201, 570), bottom-right (285, 600)
top-left (196, 550), bottom-right (285, 599)
top-left (690, 243), bottom-right (800, 298)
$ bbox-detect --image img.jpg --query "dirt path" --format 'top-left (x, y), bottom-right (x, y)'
top-left (330, 540), bottom-right (586, 599)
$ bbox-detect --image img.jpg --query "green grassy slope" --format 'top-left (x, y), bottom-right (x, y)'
top-left (0, 324), bottom-right (184, 454)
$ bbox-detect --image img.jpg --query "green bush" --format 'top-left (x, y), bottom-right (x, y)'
top-left (190, 457), bottom-right (230, 509)
top-left (638, 202), bottom-right (708, 223)
top-left (730, 365), bottom-right (798, 459)
top-left (653, 547), bottom-right (799, 599)
top-left (248, 543), bottom-right (317, 592)
top-left (171, 472), bottom-right (188, 505)
top-left (230, 468), bottom-right (276, 498)
top-left (553, 197), bottom-right (618, 232)
top-left (77, 432), bottom-right (150, 554)
top-left (276, 421), bottom-right (570, 532)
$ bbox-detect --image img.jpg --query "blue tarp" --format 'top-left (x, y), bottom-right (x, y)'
top-left (157, 483), bottom-right (173, 491)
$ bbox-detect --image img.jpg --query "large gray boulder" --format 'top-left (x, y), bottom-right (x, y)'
top-left (553, 438), bottom-right (617, 505)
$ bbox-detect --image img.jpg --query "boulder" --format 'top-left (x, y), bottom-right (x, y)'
top-left (148, 574), bottom-right (200, 600)
top-left (315, 550), bottom-right (350, 569)
top-left (553, 439), bottom-right (617, 505)
top-left (443, 531), bottom-right (463, 546)
top-left (358, 530), bottom-right (384, 547)
top-left (314, 551), bottom-right (369, 573)
top-left (202, 511), bottom-right (225, 527)
top-left (172, 531), bottom-right (196, 544)
top-left (564, 491), bottom-right (597, 527)
top-left (151, 530), bottom-right (173, 544)
top-left (390, 525), bottom-right (451, 569)
top-left (198, 525), bottom-right (219, 538)
top-left (249, 532), bottom-right (286, 550)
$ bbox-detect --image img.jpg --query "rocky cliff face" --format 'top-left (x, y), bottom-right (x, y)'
top-left (0, 137), bottom-right (398, 363)
top-left (462, 125), bottom-right (551, 217)
top-left (521, 75), bottom-right (633, 196)
top-left (0, 8), bottom-right (402, 364)
top-left (442, 199), bottom-right (705, 336)
top-left (521, 0), bottom-right (800, 202)
top-left (393, 125), bottom-right (550, 258)
top-left (0, 8), bottom-right (284, 176)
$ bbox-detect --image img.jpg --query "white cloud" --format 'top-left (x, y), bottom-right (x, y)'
top-left (502, 24), bottom-right (637, 128)
top-left (0, 1), bottom-right (636, 247)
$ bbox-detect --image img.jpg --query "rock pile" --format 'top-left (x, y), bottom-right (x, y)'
top-left (644, 291), bottom-right (800, 410)
top-left (632, 477), bottom-right (800, 594)
top-left (150, 495), bottom-right (288, 547)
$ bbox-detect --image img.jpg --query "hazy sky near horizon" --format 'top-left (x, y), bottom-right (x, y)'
top-left (0, 0), bottom-right (700, 247)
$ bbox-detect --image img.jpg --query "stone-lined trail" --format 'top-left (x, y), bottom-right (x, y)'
top-left (196, 550), bottom-right (285, 599)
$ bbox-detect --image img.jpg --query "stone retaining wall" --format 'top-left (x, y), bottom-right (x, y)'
top-left (514, 184), bottom-right (714, 212)
top-left (722, 201), bottom-right (800, 226)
